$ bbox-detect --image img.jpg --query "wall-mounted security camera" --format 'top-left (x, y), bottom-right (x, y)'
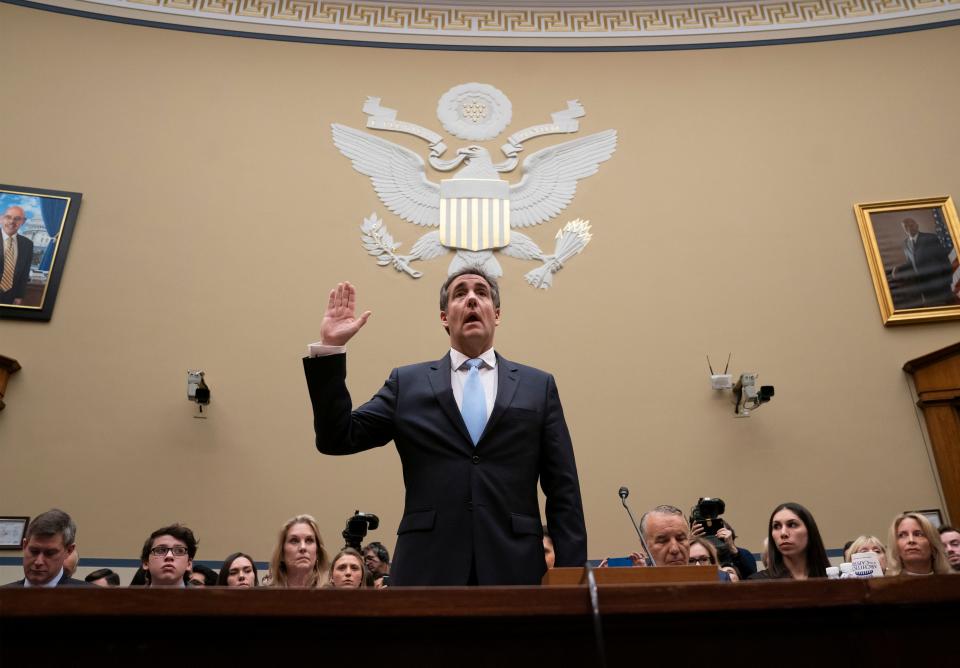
top-left (732, 372), bottom-right (774, 417)
top-left (187, 370), bottom-right (210, 415)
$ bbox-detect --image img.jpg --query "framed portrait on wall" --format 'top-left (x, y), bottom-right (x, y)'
top-left (0, 185), bottom-right (82, 322)
top-left (854, 196), bottom-right (960, 325)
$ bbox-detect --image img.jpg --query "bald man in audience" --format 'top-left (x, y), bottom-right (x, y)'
top-left (640, 505), bottom-right (691, 567)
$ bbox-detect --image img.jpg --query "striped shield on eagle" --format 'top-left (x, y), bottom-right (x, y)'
top-left (438, 178), bottom-right (510, 252)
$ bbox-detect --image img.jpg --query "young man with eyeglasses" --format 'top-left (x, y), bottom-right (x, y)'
top-left (140, 524), bottom-right (198, 588)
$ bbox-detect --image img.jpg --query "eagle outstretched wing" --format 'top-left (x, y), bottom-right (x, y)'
top-left (509, 130), bottom-right (617, 228)
top-left (332, 123), bottom-right (440, 227)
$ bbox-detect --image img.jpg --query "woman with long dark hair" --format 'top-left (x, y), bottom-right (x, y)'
top-left (749, 502), bottom-right (829, 580)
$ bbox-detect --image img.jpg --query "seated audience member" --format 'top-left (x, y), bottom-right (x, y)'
top-left (640, 505), bottom-right (690, 566)
top-left (845, 535), bottom-right (888, 574)
top-left (63, 548), bottom-right (79, 579)
top-left (217, 552), bottom-right (259, 587)
top-left (541, 526), bottom-right (556, 570)
top-left (691, 519), bottom-right (757, 579)
top-left (84, 568), bottom-right (121, 587)
top-left (3, 509), bottom-right (90, 587)
top-left (720, 564), bottom-right (740, 582)
top-left (129, 567), bottom-right (148, 587)
top-left (362, 541), bottom-right (391, 585)
top-left (140, 524), bottom-right (198, 588)
top-left (188, 564), bottom-right (218, 588)
top-left (937, 526), bottom-right (960, 572)
top-left (748, 502), bottom-right (829, 580)
top-left (689, 536), bottom-right (732, 581)
top-left (887, 512), bottom-right (952, 576)
top-left (268, 514), bottom-right (330, 588)
top-left (328, 548), bottom-right (370, 588)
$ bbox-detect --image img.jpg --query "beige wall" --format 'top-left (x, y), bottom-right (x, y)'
top-left (2, 4), bottom-right (958, 571)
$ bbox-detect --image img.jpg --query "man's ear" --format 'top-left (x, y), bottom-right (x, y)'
top-left (440, 310), bottom-right (450, 333)
top-left (494, 308), bottom-right (500, 326)
top-left (65, 543), bottom-right (76, 555)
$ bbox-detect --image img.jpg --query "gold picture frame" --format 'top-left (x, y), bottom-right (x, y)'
top-left (854, 196), bottom-right (960, 325)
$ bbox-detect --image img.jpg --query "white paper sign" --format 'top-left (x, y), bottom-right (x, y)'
top-left (851, 551), bottom-right (884, 577)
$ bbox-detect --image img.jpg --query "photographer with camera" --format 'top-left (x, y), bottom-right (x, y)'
top-left (689, 498), bottom-right (757, 579)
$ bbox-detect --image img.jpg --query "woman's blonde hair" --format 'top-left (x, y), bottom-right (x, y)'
top-left (887, 512), bottom-right (951, 576)
top-left (268, 514), bottom-right (331, 588)
top-left (845, 535), bottom-right (887, 565)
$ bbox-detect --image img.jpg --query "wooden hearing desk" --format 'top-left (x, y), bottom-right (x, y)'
top-left (2, 574), bottom-right (958, 666)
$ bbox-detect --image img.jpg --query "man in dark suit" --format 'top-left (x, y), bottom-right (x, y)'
top-left (3, 508), bottom-right (91, 587)
top-left (1, 205), bottom-right (35, 306)
top-left (891, 217), bottom-right (955, 308)
top-left (303, 270), bottom-right (586, 586)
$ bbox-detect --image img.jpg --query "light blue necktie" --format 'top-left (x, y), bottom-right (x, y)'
top-left (461, 358), bottom-right (487, 445)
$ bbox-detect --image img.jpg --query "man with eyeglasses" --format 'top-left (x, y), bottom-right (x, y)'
top-left (362, 541), bottom-right (391, 585)
top-left (139, 524), bottom-right (198, 588)
top-left (3, 509), bottom-right (91, 587)
top-left (1, 205), bottom-right (34, 306)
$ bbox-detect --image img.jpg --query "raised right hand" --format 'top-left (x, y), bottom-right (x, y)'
top-left (321, 281), bottom-right (371, 346)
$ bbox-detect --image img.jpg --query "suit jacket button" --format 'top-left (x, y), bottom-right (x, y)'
top-left (472, 455), bottom-right (480, 464)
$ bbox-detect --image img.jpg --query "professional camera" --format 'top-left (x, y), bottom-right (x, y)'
top-left (689, 497), bottom-right (726, 537)
top-left (342, 511), bottom-right (379, 551)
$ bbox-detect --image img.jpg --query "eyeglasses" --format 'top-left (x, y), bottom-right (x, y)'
top-left (688, 556), bottom-right (713, 565)
top-left (150, 545), bottom-right (189, 557)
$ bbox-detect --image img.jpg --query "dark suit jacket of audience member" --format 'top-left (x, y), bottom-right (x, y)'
top-left (0, 233), bottom-right (34, 304)
top-left (3, 572), bottom-right (93, 587)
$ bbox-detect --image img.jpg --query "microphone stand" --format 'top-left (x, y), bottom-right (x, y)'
top-left (619, 487), bottom-right (655, 567)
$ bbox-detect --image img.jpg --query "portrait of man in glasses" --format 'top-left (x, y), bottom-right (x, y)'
top-left (139, 524), bottom-right (198, 588)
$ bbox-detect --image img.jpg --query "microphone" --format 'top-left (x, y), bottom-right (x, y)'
top-left (618, 486), bottom-right (655, 567)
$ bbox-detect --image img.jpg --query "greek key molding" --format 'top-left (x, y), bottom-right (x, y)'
top-left (77, 0), bottom-right (959, 37)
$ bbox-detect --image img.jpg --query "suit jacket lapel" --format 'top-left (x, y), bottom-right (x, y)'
top-left (428, 353), bottom-right (474, 447)
top-left (482, 353), bottom-right (519, 440)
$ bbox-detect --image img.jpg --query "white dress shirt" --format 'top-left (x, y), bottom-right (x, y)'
top-left (23, 567), bottom-right (64, 587)
top-left (307, 343), bottom-right (498, 421)
top-left (448, 347), bottom-right (497, 421)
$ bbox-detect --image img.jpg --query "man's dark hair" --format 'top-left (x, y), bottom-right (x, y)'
top-left (24, 508), bottom-right (77, 546)
top-left (84, 568), bottom-right (121, 586)
top-left (363, 541), bottom-right (390, 565)
top-left (189, 563), bottom-right (218, 586)
top-left (139, 524), bottom-right (198, 562)
top-left (938, 525), bottom-right (958, 535)
top-left (439, 268), bottom-right (501, 311)
top-left (765, 502), bottom-right (830, 579)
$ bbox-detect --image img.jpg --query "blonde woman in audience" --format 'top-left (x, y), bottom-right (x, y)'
top-left (845, 535), bottom-right (888, 574)
top-left (327, 547), bottom-right (371, 588)
top-left (268, 514), bottom-right (331, 588)
top-left (887, 512), bottom-right (952, 576)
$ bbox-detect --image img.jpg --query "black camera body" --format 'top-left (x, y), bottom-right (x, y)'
top-left (342, 511), bottom-right (379, 551)
top-left (689, 497), bottom-right (726, 536)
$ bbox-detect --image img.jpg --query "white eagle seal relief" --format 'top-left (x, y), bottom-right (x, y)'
top-left (332, 82), bottom-right (617, 289)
